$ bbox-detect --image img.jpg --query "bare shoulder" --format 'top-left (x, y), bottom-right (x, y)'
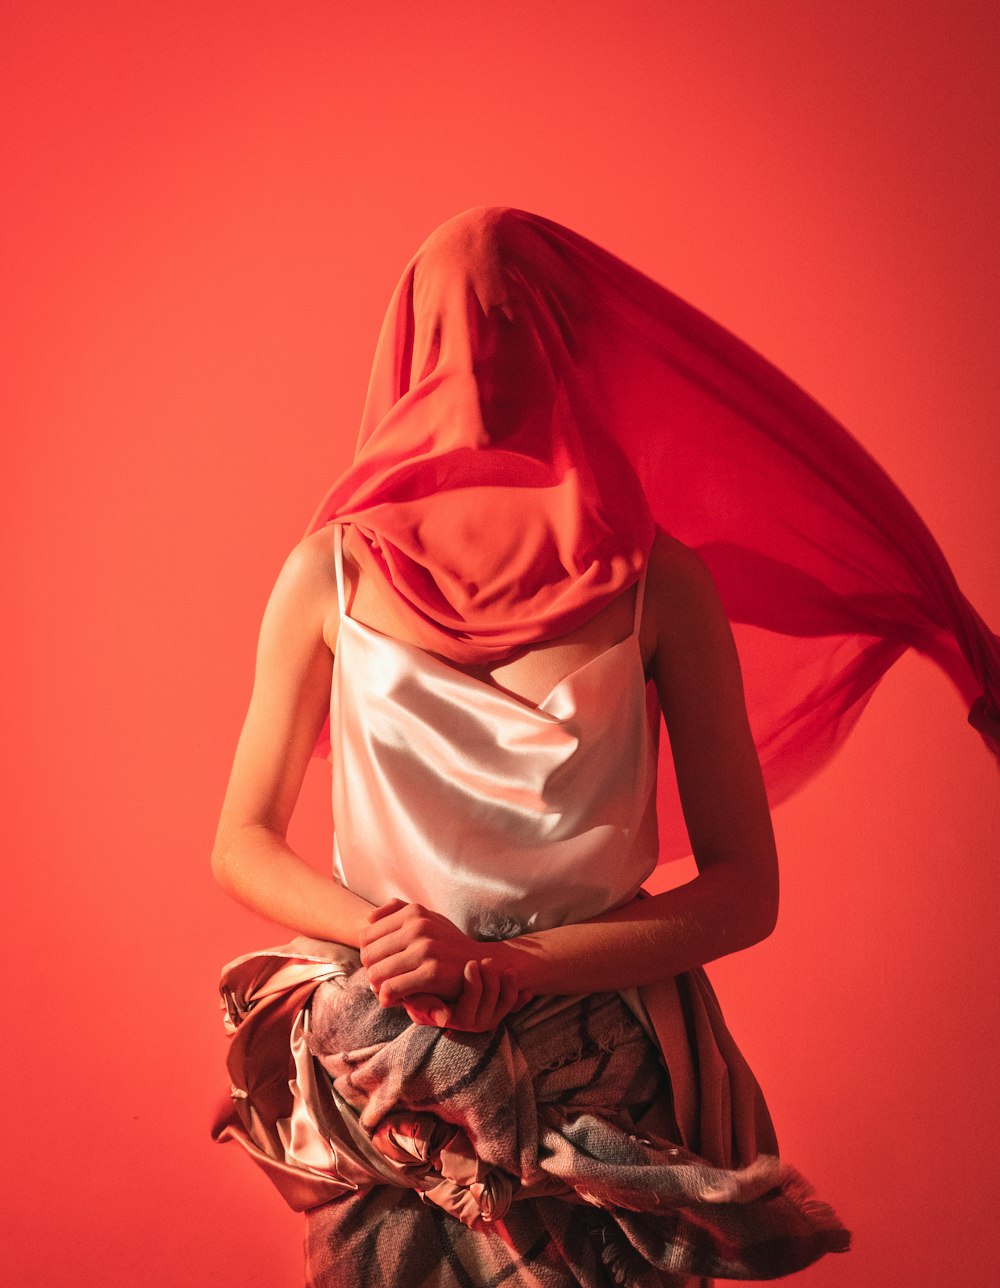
top-left (646, 529), bottom-right (718, 598)
top-left (283, 524), bottom-right (339, 583)
top-left (641, 529), bottom-right (730, 662)
top-left (264, 525), bottom-right (341, 653)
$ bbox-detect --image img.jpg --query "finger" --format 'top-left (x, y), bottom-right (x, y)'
top-left (492, 968), bottom-right (519, 1020)
top-left (474, 957), bottom-right (502, 1028)
top-left (365, 968), bottom-right (432, 1004)
top-left (361, 914), bottom-right (408, 950)
top-left (359, 925), bottom-right (425, 969)
top-left (361, 904), bottom-right (438, 953)
top-left (401, 1000), bottom-right (428, 1025)
top-left (513, 989), bottom-right (534, 1011)
top-left (401, 992), bottom-right (447, 1026)
top-left (365, 898), bottom-right (409, 926)
top-left (403, 1002), bottom-right (450, 1027)
top-left (364, 945), bottom-right (428, 995)
top-left (452, 959), bottom-right (483, 1028)
top-left (450, 959), bottom-right (483, 1029)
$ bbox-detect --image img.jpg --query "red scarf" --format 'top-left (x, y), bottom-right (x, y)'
top-left (308, 206), bottom-right (999, 855)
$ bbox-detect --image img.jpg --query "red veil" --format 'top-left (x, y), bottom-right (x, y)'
top-left (307, 206), bottom-right (999, 860)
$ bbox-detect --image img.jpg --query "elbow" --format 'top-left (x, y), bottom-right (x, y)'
top-left (755, 896), bottom-right (779, 945)
top-left (211, 819), bottom-right (281, 897)
top-left (211, 829), bottom-right (240, 893)
top-left (210, 845), bottom-right (230, 891)
top-left (745, 877), bottom-right (779, 948)
top-left (736, 907), bottom-right (776, 955)
top-left (697, 856), bottom-right (779, 955)
top-left (728, 857), bottom-right (778, 951)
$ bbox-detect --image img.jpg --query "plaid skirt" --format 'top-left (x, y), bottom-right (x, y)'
top-left (213, 938), bottom-right (849, 1286)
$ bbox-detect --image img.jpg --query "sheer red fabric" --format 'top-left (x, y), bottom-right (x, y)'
top-left (307, 205), bottom-right (999, 859)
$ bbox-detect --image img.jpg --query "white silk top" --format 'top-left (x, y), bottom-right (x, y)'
top-left (330, 524), bottom-right (661, 940)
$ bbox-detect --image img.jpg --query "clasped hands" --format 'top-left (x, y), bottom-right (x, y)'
top-left (358, 898), bottom-right (533, 1033)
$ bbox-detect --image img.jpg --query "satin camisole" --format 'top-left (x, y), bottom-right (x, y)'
top-left (330, 524), bottom-right (660, 940)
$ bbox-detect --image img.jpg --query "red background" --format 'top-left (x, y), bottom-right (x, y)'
top-left (4, 3), bottom-right (998, 1284)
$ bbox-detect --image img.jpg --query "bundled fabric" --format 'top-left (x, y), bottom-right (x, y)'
top-left (213, 941), bottom-right (849, 1286)
top-left (306, 206), bottom-right (999, 859)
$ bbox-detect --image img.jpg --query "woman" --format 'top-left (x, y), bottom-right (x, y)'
top-left (212, 207), bottom-right (998, 1286)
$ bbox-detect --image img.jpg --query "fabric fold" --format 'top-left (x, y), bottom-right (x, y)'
top-left (304, 206), bottom-right (998, 865)
top-left (213, 938), bottom-right (849, 1282)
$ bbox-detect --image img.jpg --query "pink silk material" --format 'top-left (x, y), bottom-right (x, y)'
top-left (212, 933), bottom-right (782, 1218)
top-left (329, 524), bottom-right (662, 936)
top-left (307, 206), bottom-right (1000, 859)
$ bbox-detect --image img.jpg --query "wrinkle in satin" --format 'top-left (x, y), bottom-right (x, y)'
top-left (214, 936), bottom-right (851, 1288)
top-left (213, 939), bottom-right (783, 1213)
top-left (330, 526), bottom-right (659, 937)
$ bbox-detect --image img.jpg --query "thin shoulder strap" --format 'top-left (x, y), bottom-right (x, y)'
top-left (633, 557), bottom-right (649, 636)
top-left (333, 523), bottom-right (348, 619)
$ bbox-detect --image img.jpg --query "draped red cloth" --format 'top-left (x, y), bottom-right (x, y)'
top-left (307, 205), bottom-right (1000, 859)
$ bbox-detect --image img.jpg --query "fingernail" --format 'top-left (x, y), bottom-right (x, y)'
top-left (431, 1008), bottom-right (448, 1025)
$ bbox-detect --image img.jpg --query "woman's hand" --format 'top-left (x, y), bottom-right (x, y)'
top-left (360, 898), bottom-right (481, 1003)
top-left (359, 899), bottom-right (532, 1029)
top-left (399, 959), bottom-right (533, 1033)
top-left (361, 897), bottom-right (520, 1004)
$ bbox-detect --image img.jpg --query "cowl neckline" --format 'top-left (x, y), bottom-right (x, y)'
top-left (336, 611), bottom-right (645, 721)
top-left (332, 519), bottom-right (648, 719)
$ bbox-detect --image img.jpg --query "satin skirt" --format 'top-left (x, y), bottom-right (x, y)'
top-left (212, 937), bottom-right (849, 1286)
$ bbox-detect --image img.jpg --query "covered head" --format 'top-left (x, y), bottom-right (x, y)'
top-left (307, 206), bottom-right (655, 658)
top-left (308, 205), bottom-right (999, 859)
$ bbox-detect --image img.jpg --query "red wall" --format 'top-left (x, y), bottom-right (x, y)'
top-left (4, 3), bottom-right (998, 1283)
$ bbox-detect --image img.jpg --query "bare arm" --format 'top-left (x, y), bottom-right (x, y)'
top-left (489, 531), bottom-right (779, 993)
top-left (211, 529), bottom-right (376, 945)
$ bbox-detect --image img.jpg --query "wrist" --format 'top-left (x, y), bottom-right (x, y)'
top-left (487, 935), bottom-right (546, 994)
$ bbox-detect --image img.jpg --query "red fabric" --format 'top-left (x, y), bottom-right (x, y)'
top-left (307, 205), bottom-right (1000, 857)
top-left (307, 206), bottom-right (655, 658)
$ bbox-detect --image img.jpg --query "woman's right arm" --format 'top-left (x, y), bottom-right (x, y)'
top-left (210, 529), bottom-right (376, 946)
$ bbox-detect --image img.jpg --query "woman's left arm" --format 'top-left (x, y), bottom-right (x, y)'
top-left (490, 531), bottom-right (780, 995)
